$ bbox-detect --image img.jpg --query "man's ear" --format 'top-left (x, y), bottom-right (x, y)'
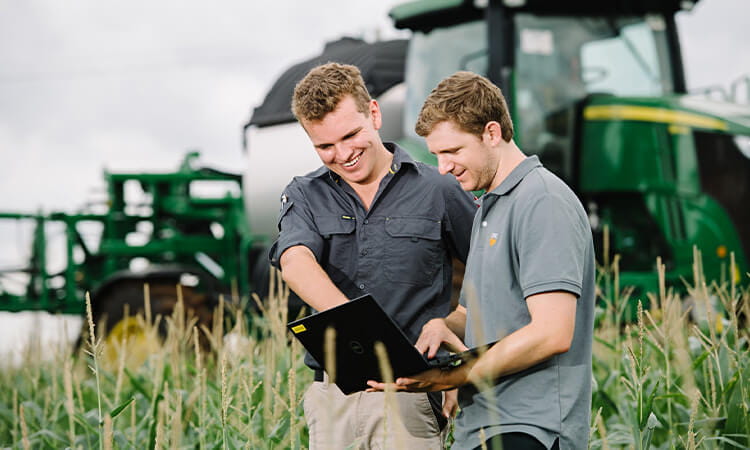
top-left (370, 99), bottom-right (382, 130)
top-left (482, 121), bottom-right (503, 145)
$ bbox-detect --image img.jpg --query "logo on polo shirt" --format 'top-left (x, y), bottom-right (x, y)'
top-left (279, 193), bottom-right (289, 212)
top-left (489, 232), bottom-right (499, 247)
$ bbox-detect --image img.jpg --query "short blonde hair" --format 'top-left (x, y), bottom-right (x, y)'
top-left (292, 62), bottom-right (372, 122)
top-left (415, 71), bottom-right (513, 141)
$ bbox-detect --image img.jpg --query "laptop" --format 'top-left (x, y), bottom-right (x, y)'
top-left (287, 294), bottom-right (491, 394)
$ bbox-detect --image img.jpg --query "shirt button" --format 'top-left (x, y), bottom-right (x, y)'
top-left (360, 249), bottom-right (368, 256)
top-left (481, 220), bottom-right (488, 227)
top-left (359, 283), bottom-right (365, 290)
top-left (364, 219), bottom-right (369, 224)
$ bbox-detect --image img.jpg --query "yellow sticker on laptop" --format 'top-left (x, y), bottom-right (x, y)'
top-left (291, 324), bottom-right (307, 334)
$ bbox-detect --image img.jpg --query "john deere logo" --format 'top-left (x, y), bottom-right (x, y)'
top-left (349, 341), bottom-right (364, 354)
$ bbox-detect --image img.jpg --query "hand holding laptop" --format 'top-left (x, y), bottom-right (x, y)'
top-left (415, 317), bottom-right (469, 359)
top-left (366, 317), bottom-right (477, 394)
top-left (366, 357), bottom-right (477, 393)
top-left (287, 294), bottom-right (487, 394)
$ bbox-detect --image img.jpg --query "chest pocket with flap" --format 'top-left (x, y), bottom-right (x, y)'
top-left (384, 216), bottom-right (443, 286)
top-left (314, 215), bottom-right (356, 274)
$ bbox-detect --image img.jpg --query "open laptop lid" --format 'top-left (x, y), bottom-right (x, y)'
top-left (287, 294), bottom-right (435, 394)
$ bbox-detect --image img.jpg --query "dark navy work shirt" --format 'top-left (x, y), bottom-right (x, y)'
top-left (270, 143), bottom-right (476, 368)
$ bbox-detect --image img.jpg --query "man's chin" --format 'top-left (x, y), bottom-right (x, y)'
top-left (340, 173), bottom-right (367, 185)
top-left (458, 180), bottom-right (476, 192)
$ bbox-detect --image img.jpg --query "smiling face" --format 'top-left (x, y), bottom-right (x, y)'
top-left (302, 95), bottom-right (389, 187)
top-left (425, 120), bottom-right (502, 192)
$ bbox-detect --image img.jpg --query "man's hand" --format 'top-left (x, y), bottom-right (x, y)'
top-left (366, 361), bottom-right (474, 393)
top-left (442, 388), bottom-right (459, 418)
top-left (416, 318), bottom-right (468, 359)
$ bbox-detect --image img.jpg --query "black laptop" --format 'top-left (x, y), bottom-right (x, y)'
top-left (287, 294), bottom-right (490, 394)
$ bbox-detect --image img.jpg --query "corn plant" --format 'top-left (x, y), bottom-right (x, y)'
top-left (0, 270), bottom-right (310, 449)
top-left (590, 249), bottom-right (749, 449)
top-left (1, 259), bottom-right (748, 449)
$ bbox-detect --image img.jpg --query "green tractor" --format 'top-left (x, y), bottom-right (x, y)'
top-left (388, 0), bottom-right (750, 302)
top-left (0, 152), bottom-right (271, 345)
top-left (246, 0), bottom-right (750, 315)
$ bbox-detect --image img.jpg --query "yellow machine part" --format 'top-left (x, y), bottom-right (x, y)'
top-left (101, 316), bottom-right (161, 371)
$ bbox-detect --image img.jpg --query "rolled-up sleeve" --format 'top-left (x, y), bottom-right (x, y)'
top-left (269, 180), bottom-right (324, 269)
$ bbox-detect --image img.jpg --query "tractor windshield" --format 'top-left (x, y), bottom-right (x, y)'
top-left (403, 13), bottom-right (674, 181)
top-left (515, 14), bottom-right (674, 181)
top-left (402, 20), bottom-right (487, 142)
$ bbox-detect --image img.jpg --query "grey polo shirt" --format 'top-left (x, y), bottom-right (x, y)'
top-left (453, 156), bottom-right (595, 450)
top-left (270, 143), bottom-right (477, 370)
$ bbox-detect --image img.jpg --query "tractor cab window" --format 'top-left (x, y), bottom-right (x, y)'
top-left (514, 14), bottom-right (674, 182)
top-left (403, 20), bottom-right (487, 141)
top-left (403, 12), bottom-right (674, 183)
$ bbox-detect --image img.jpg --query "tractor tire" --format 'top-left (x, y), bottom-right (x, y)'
top-left (79, 272), bottom-right (218, 357)
top-left (90, 279), bottom-right (213, 337)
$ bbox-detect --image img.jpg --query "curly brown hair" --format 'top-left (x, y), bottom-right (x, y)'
top-left (415, 71), bottom-right (513, 142)
top-left (291, 62), bottom-right (372, 123)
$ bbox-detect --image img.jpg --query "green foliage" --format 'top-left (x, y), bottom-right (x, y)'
top-left (590, 251), bottom-right (750, 449)
top-left (1, 257), bottom-right (748, 449)
top-left (0, 276), bottom-right (310, 449)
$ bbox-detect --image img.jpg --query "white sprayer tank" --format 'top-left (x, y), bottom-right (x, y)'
top-left (243, 83), bottom-right (406, 241)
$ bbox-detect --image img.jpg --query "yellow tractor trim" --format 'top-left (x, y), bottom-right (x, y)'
top-left (584, 105), bottom-right (728, 131)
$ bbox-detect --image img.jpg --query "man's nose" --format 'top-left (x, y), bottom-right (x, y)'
top-left (335, 142), bottom-right (354, 162)
top-left (437, 156), bottom-right (453, 175)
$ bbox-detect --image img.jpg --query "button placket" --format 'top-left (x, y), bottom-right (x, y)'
top-left (356, 212), bottom-right (370, 291)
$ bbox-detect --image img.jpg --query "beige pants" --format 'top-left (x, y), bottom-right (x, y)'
top-left (303, 376), bottom-right (445, 449)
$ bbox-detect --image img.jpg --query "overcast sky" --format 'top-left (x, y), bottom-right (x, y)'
top-left (0, 0), bottom-right (748, 270)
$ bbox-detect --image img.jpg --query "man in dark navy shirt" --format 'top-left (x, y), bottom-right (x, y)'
top-left (269, 63), bottom-right (476, 449)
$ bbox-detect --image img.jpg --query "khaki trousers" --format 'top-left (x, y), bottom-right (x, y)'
top-left (303, 375), bottom-right (445, 449)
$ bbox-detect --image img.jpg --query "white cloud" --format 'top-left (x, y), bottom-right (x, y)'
top-left (1, 0), bottom-right (747, 214)
top-left (678, 0), bottom-right (750, 92)
top-left (0, 0), bottom-right (407, 295)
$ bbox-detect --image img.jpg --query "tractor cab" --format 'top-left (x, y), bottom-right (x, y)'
top-left (390, 0), bottom-right (750, 297)
top-left (392, 0), bottom-right (688, 175)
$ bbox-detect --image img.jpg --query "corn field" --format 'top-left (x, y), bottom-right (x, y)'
top-left (0, 254), bottom-right (748, 449)
top-left (590, 250), bottom-right (749, 449)
top-left (0, 274), bottom-right (311, 449)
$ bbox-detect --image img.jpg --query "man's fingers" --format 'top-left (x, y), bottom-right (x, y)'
top-left (417, 337), bottom-right (445, 358)
top-left (367, 377), bottom-right (427, 392)
top-left (426, 341), bottom-right (441, 359)
top-left (442, 400), bottom-right (458, 418)
top-left (395, 377), bottom-right (424, 389)
top-left (366, 380), bottom-right (406, 392)
top-left (395, 377), bottom-right (414, 386)
top-left (366, 380), bottom-right (386, 392)
top-left (446, 334), bottom-right (469, 353)
top-left (415, 337), bottom-right (429, 354)
top-left (442, 388), bottom-right (459, 418)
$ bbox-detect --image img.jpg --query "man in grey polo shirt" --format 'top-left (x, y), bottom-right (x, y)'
top-left (270, 63), bottom-right (477, 449)
top-left (368, 72), bottom-right (595, 450)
